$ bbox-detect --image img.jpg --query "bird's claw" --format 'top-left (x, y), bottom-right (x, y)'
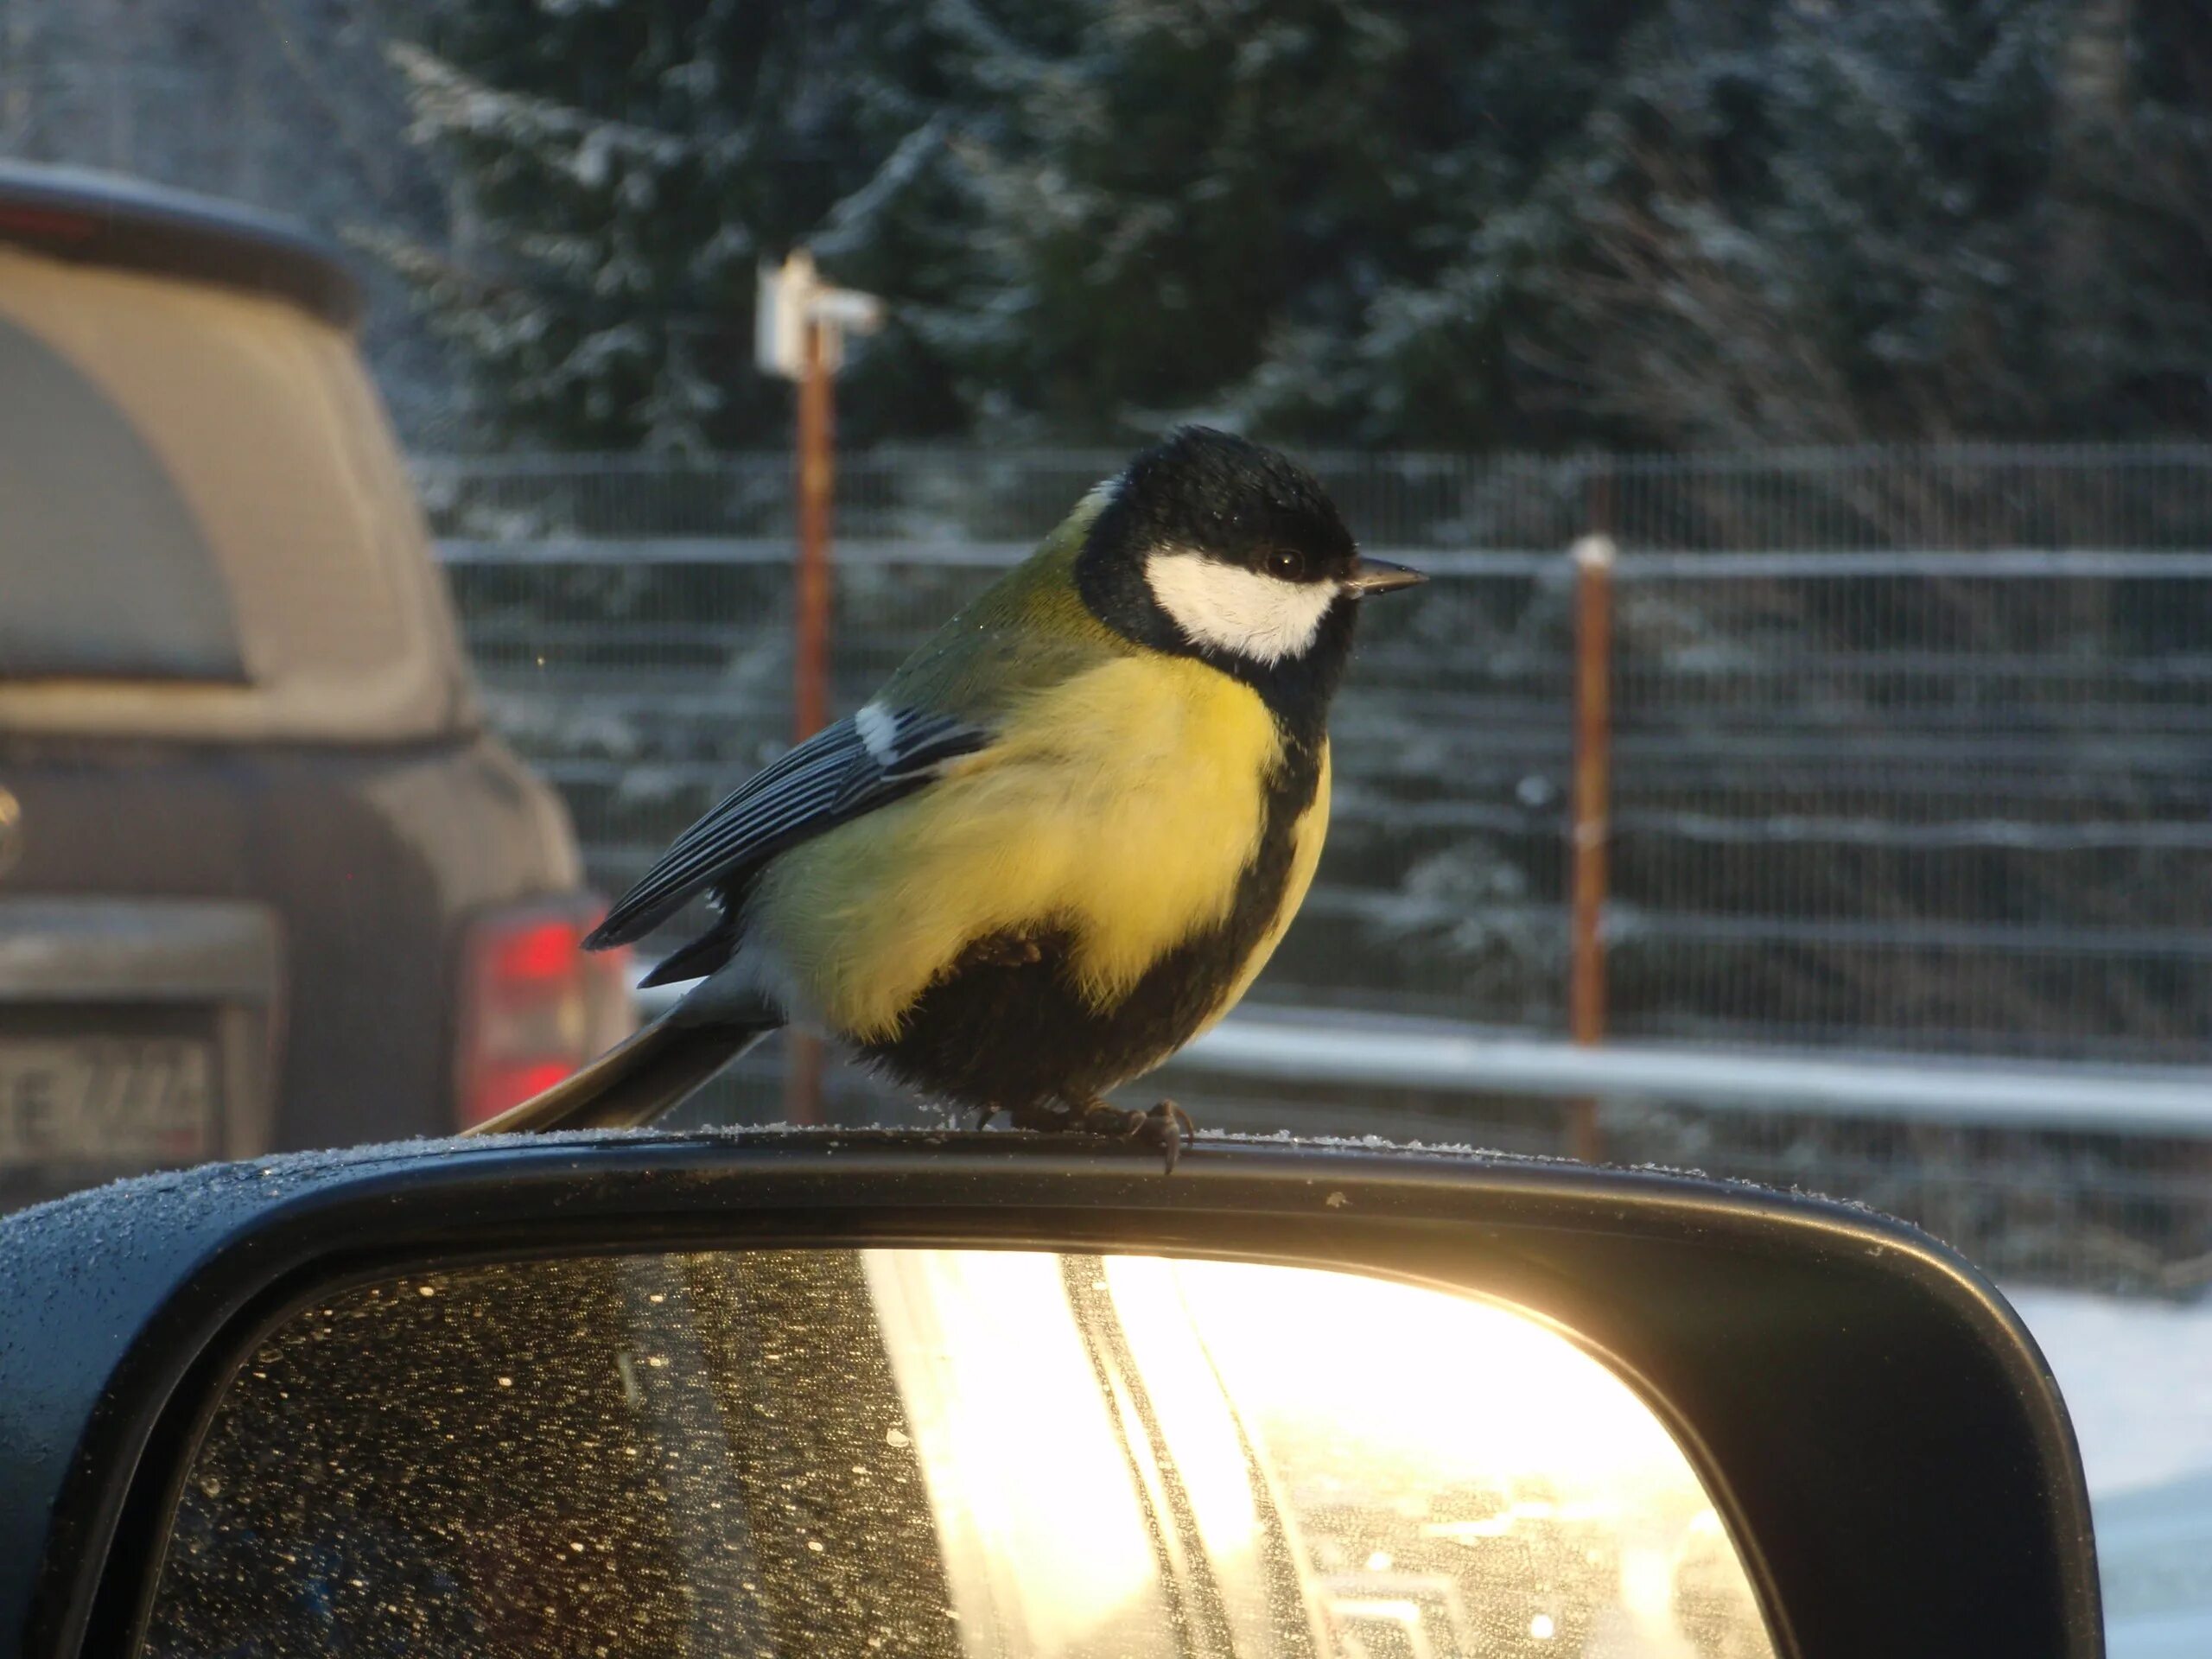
top-left (1077, 1098), bottom-right (1192, 1173)
top-left (1132, 1099), bottom-right (1194, 1173)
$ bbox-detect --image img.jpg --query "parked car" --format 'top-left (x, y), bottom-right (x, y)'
top-left (0, 1131), bottom-right (2101, 1658)
top-left (0, 161), bottom-right (628, 1205)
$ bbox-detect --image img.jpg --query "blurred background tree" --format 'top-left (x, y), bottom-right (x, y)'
top-left (384, 0), bottom-right (2212, 453)
top-left (3, 0), bottom-right (2203, 449)
top-left (381, 0), bottom-right (1081, 448)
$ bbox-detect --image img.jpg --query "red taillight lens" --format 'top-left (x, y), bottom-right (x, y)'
top-left (454, 900), bottom-right (635, 1129)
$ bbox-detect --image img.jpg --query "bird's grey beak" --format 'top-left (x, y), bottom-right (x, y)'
top-left (1344, 556), bottom-right (1426, 597)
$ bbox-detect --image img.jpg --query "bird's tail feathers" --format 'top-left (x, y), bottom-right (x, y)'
top-left (465, 1016), bottom-right (777, 1135)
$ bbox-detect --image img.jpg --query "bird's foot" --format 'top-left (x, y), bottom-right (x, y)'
top-left (1079, 1099), bottom-right (1191, 1173)
top-left (1004, 1096), bottom-right (1192, 1173)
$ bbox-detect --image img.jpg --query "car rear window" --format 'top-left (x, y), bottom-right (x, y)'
top-left (0, 315), bottom-right (244, 682)
top-left (0, 242), bottom-right (471, 741)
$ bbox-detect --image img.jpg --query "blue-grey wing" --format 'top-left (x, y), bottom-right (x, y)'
top-left (583, 707), bottom-right (992, 950)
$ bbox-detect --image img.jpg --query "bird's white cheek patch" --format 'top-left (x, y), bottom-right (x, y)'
top-left (1144, 551), bottom-right (1339, 665)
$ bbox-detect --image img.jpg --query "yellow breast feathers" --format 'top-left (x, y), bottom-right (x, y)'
top-left (753, 655), bottom-right (1322, 1042)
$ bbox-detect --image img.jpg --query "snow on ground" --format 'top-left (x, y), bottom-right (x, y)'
top-left (2007, 1287), bottom-right (2212, 1497)
top-left (2007, 1287), bottom-right (2212, 1657)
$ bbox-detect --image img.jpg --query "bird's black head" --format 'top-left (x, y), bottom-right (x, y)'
top-left (1075, 427), bottom-right (1421, 721)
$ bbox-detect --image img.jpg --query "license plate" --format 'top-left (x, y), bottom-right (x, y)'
top-left (0, 1037), bottom-right (218, 1166)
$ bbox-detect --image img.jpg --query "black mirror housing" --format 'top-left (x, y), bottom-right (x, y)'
top-left (0, 1131), bottom-right (2100, 1659)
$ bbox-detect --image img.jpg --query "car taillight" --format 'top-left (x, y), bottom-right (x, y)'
top-left (454, 899), bottom-right (635, 1129)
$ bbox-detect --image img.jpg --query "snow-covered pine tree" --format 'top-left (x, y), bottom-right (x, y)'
top-left (1539, 0), bottom-right (2212, 448)
top-left (385, 0), bottom-right (1077, 449)
top-left (957, 0), bottom-right (1668, 448)
top-left (393, 0), bottom-right (2209, 452)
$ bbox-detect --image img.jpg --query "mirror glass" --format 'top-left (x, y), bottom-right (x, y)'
top-left (143, 1250), bottom-right (1773, 1659)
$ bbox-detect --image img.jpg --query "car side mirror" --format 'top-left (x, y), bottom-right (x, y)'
top-left (0, 1134), bottom-right (2100, 1659)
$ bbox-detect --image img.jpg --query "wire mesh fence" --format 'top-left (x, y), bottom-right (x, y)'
top-left (423, 443), bottom-right (2212, 1289)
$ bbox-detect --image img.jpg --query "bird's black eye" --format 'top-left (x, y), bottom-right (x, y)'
top-left (1265, 549), bottom-right (1307, 581)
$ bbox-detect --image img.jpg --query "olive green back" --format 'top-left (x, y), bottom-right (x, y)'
top-left (878, 499), bottom-right (1132, 726)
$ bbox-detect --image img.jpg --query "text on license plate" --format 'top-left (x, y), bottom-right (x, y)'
top-left (0, 1038), bottom-right (218, 1166)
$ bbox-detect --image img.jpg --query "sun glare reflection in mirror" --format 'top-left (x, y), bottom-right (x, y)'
top-left (869, 1251), bottom-right (1774, 1659)
top-left (863, 1249), bottom-right (1179, 1656)
top-left (1157, 1259), bottom-right (1689, 1486)
top-left (1153, 1258), bottom-right (1772, 1657)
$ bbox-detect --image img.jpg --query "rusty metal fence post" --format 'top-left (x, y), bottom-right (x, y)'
top-left (1566, 486), bottom-right (1618, 1161)
top-left (791, 318), bottom-right (835, 743)
top-left (754, 250), bottom-right (881, 1127)
top-left (781, 316), bottom-right (835, 1126)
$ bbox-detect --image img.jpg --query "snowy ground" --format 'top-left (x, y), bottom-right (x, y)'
top-left (2009, 1287), bottom-right (2212, 1657)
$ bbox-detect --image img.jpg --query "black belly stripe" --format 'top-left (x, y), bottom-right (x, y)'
top-left (861, 728), bottom-right (1325, 1111)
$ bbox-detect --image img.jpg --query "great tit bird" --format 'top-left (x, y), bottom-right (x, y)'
top-left (474, 426), bottom-right (1422, 1161)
